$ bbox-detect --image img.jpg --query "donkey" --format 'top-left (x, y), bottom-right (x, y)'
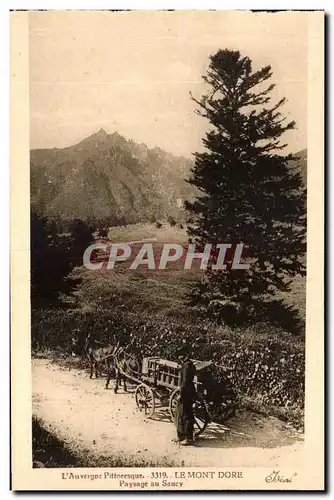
top-left (105, 344), bottom-right (141, 393)
top-left (71, 333), bottom-right (118, 379)
top-left (85, 333), bottom-right (122, 379)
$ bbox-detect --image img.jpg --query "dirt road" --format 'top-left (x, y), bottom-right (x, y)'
top-left (32, 358), bottom-right (303, 468)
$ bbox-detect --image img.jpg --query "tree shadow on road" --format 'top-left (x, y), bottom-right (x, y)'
top-left (148, 407), bottom-right (303, 450)
top-left (197, 411), bottom-right (303, 449)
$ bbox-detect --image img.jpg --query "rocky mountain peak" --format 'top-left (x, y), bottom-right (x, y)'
top-left (30, 130), bottom-right (195, 224)
top-left (97, 128), bottom-right (107, 136)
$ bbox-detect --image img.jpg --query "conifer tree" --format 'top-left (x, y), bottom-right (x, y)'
top-left (186, 49), bottom-right (306, 327)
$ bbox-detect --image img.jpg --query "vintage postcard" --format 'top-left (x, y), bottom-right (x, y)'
top-left (11, 10), bottom-right (324, 491)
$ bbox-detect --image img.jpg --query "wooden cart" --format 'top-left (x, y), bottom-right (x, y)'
top-left (114, 353), bottom-right (237, 437)
top-left (125, 356), bottom-right (213, 436)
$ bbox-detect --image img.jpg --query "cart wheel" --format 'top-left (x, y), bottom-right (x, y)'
top-left (169, 388), bottom-right (210, 437)
top-left (135, 384), bottom-right (155, 418)
top-left (193, 398), bottom-right (211, 437)
top-left (169, 388), bottom-right (180, 421)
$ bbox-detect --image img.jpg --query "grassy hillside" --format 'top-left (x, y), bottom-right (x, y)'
top-left (75, 222), bottom-right (306, 320)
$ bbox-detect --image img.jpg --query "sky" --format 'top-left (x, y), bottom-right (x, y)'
top-left (29, 11), bottom-right (308, 157)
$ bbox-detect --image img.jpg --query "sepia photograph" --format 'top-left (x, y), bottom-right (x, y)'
top-left (11, 9), bottom-right (324, 491)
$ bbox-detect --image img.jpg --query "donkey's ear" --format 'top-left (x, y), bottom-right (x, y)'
top-left (112, 340), bottom-right (120, 355)
top-left (115, 345), bottom-right (123, 355)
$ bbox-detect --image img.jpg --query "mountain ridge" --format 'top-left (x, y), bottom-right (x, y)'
top-left (31, 129), bottom-right (307, 225)
top-left (31, 129), bottom-right (195, 224)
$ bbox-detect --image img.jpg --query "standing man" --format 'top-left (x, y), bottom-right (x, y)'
top-left (174, 352), bottom-right (197, 446)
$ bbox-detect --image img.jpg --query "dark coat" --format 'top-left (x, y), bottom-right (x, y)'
top-left (175, 358), bottom-right (197, 440)
top-left (179, 358), bottom-right (196, 401)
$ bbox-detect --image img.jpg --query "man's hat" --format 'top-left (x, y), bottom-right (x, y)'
top-left (176, 344), bottom-right (189, 359)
